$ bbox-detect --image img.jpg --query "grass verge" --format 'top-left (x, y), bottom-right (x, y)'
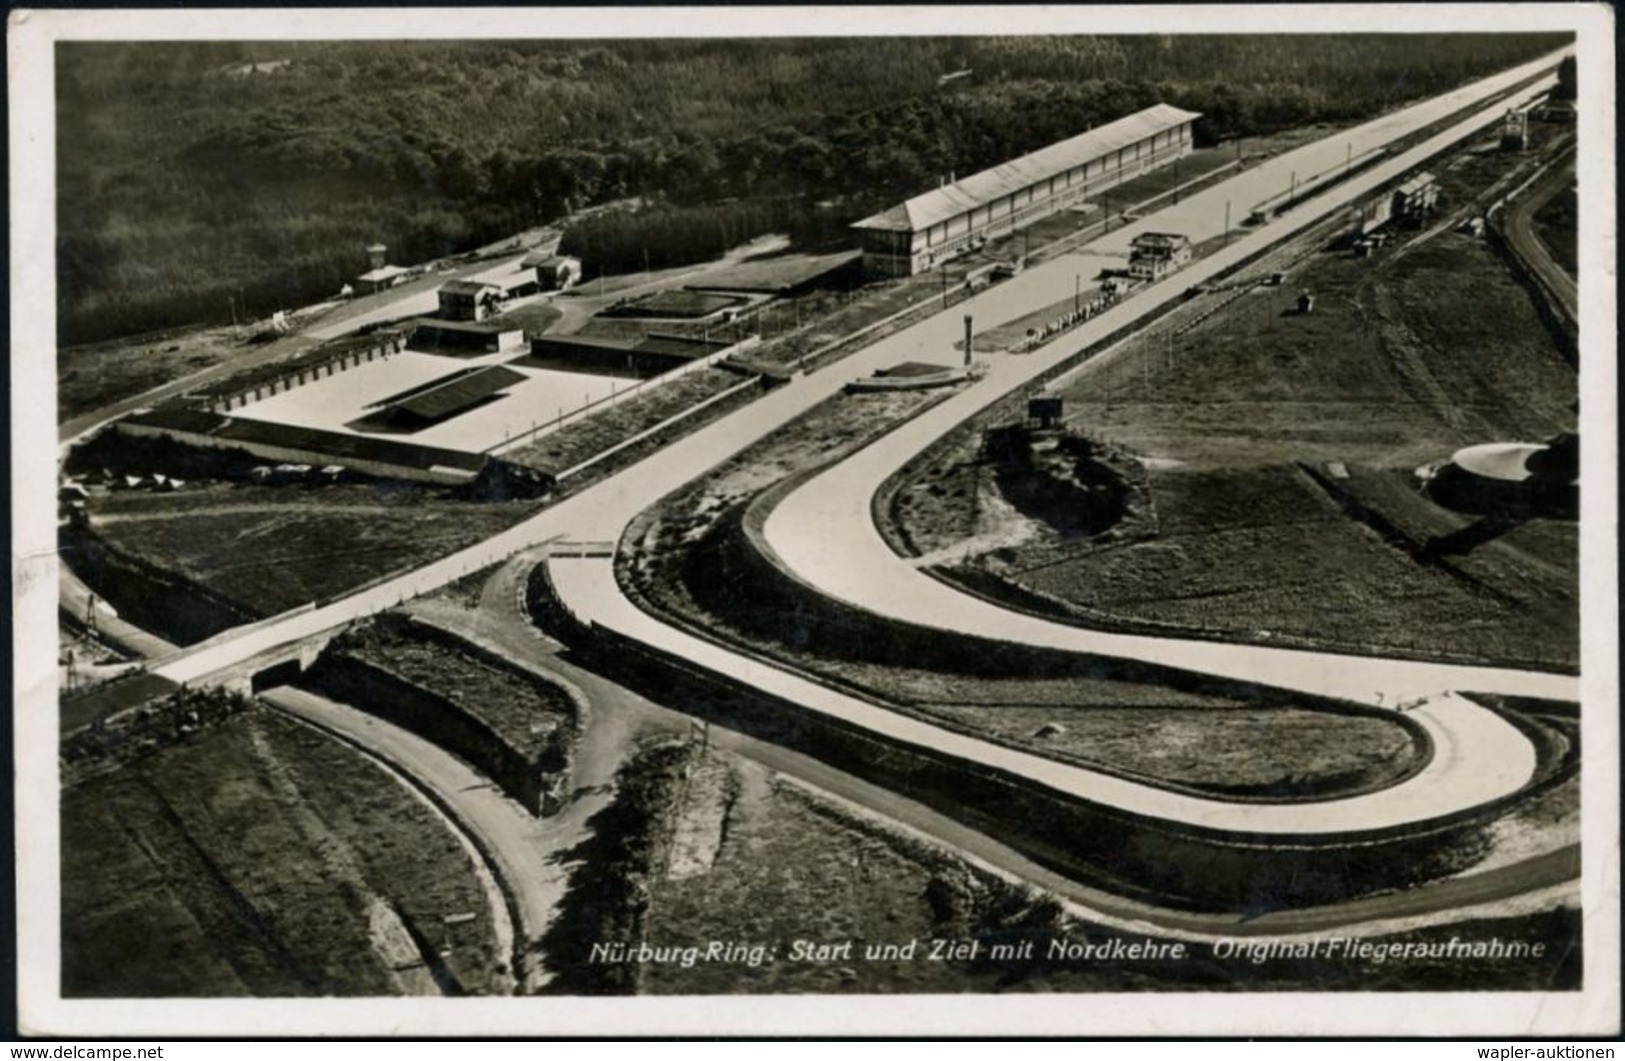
top-left (62, 700), bottom-right (506, 996)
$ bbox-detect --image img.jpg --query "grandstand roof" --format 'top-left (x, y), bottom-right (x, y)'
top-left (853, 103), bottom-right (1201, 234)
top-left (385, 365), bottom-right (526, 423)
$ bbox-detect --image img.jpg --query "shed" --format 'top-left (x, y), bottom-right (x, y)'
top-left (1028, 397), bottom-right (1064, 428)
top-left (1393, 172), bottom-right (1439, 219)
top-left (438, 279), bottom-right (505, 322)
top-left (355, 264), bottom-right (412, 295)
top-left (532, 255), bottom-right (582, 291)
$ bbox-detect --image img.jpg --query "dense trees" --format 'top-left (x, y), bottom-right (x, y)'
top-left (58, 34), bottom-right (1567, 343)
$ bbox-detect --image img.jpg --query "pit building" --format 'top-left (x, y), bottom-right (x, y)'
top-left (851, 102), bottom-right (1201, 277)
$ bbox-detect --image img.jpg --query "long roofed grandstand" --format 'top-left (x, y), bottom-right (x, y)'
top-left (853, 102), bottom-right (1200, 276)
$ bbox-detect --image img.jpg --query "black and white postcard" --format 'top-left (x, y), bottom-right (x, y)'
top-left (12, 3), bottom-right (1619, 1039)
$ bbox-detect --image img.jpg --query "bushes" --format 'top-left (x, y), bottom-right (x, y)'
top-left (537, 741), bottom-right (697, 994)
top-left (558, 198), bottom-right (809, 275)
top-left (61, 685), bottom-right (253, 784)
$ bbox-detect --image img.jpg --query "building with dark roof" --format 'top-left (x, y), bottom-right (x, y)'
top-left (851, 103), bottom-right (1200, 277)
top-left (438, 279), bottom-right (504, 322)
top-left (525, 332), bottom-right (733, 378)
top-left (524, 253), bottom-right (582, 291)
top-left (377, 365), bottom-right (527, 428)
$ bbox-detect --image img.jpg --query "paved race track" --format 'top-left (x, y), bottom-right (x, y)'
top-left (151, 51), bottom-right (1572, 846)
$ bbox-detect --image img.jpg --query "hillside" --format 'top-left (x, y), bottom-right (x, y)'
top-left (58, 35), bottom-right (1566, 345)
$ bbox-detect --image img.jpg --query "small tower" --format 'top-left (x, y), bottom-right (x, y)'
top-left (1500, 108), bottom-right (1529, 151)
top-left (366, 243), bottom-right (388, 271)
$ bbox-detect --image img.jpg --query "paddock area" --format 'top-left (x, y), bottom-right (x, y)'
top-left (228, 346), bottom-right (638, 454)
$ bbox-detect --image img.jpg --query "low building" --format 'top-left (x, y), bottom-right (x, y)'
top-left (491, 269), bottom-right (539, 300)
top-left (1127, 232), bottom-right (1193, 279)
top-left (374, 365), bottom-right (529, 430)
top-left (528, 254), bottom-right (582, 291)
top-left (409, 318), bottom-right (526, 354)
top-left (1393, 172), bottom-right (1439, 220)
top-left (438, 279), bottom-right (504, 322)
top-left (355, 264), bottom-right (412, 296)
top-left (1500, 108), bottom-right (1530, 151)
top-left (1350, 193), bottom-right (1395, 238)
top-left (526, 332), bottom-right (737, 378)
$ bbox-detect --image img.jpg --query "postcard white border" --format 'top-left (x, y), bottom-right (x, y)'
top-left (12, 3), bottom-right (1619, 1038)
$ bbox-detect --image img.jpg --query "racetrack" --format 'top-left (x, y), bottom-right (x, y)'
top-left (149, 51), bottom-right (1572, 848)
top-left (1499, 153), bottom-right (1579, 323)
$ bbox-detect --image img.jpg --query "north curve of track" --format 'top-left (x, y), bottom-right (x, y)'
top-left (153, 53), bottom-right (1572, 844)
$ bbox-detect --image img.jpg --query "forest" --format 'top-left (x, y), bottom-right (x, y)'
top-left (57, 34), bottom-right (1568, 344)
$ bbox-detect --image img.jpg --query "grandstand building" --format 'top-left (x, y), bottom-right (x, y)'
top-left (851, 103), bottom-right (1201, 277)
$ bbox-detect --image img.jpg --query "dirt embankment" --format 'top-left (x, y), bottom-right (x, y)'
top-left (298, 615), bottom-right (577, 815)
top-left (59, 524), bottom-right (257, 646)
top-left (535, 740), bottom-right (700, 994)
top-left (883, 424), bottom-right (1154, 566)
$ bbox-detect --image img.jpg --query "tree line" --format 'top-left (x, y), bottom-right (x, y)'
top-left (57, 34), bottom-right (1568, 344)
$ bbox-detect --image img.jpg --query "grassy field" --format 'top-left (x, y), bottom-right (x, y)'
top-left (504, 367), bottom-right (752, 475)
top-left (600, 289), bottom-right (746, 319)
top-left (969, 463), bottom-right (1576, 669)
top-left (624, 389), bottom-right (950, 557)
top-left (631, 754), bottom-right (1580, 993)
top-left (62, 705), bottom-right (506, 997)
top-left (638, 756), bottom-right (1067, 994)
top-left (884, 129), bottom-right (1578, 670)
top-left (58, 324), bottom-right (254, 421)
top-left (1531, 178), bottom-right (1578, 279)
top-left (1067, 232), bottom-right (1575, 467)
top-left (86, 485), bottom-right (538, 619)
top-left (912, 703), bottom-right (1414, 798)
